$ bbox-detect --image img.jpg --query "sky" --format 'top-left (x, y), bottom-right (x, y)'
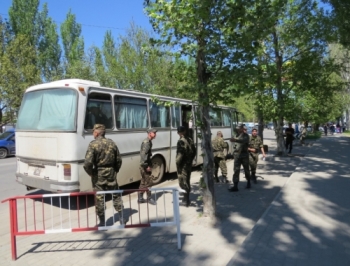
top-left (0, 0), bottom-right (154, 49)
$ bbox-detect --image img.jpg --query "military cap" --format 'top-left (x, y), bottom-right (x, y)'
top-left (147, 128), bottom-right (158, 133)
top-left (93, 124), bottom-right (105, 131)
top-left (177, 126), bottom-right (187, 133)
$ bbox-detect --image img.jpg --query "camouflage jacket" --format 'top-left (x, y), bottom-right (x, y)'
top-left (83, 136), bottom-right (122, 178)
top-left (234, 132), bottom-right (250, 158)
top-left (140, 138), bottom-right (152, 168)
top-left (249, 135), bottom-right (263, 153)
top-left (176, 136), bottom-right (196, 166)
top-left (212, 136), bottom-right (226, 159)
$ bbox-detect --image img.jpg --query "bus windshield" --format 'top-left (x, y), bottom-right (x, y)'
top-left (17, 88), bottom-right (77, 131)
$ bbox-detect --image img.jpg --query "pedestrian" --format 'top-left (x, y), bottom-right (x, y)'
top-left (248, 128), bottom-right (266, 183)
top-left (138, 128), bottom-right (157, 205)
top-left (300, 126), bottom-right (308, 145)
top-left (212, 131), bottom-right (228, 183)
top-left (323, 124), bottom-right (328, 136)
top-left (176, 126), bottom-right (196, 207)
top-left (285, 123), bottom-right (295, 154)
top-left (83, 124), bottom-right (126, 226)
top-left (228, 125), bottom-right (251, 192)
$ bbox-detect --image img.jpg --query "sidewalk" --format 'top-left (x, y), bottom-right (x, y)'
top-left (228, 134), bottom-right (350, 266)
top-left (1, 135), bottom-right (343, 266)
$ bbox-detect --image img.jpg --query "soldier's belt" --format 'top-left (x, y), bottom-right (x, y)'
top-left (97, 165), bottom-right (114, 169)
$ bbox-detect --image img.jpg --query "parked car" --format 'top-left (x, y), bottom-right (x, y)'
top-left (0, 129), bottom-right (15, 159)
top-left (267, 122), bottom-right (274, 130)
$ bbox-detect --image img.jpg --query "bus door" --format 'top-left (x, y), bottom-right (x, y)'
top-left (181, 104), bottom-right (198, 165)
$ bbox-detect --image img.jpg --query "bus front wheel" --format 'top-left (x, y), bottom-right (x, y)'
top-left (0, 148), bottom-right (8, 159)
top-left (151, 156), bottom-right (165, 185)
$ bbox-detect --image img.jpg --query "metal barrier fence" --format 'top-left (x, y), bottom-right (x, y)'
top-left (1, 187), bottom-right (182, 261)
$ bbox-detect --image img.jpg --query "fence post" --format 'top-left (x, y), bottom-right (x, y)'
top-left (173, 189), bottom-right (182, 250)
top-left (9, 199), bottom-right (17, 260)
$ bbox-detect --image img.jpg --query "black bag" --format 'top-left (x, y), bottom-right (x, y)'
top-left (263, 145), bottom-right (268, 153)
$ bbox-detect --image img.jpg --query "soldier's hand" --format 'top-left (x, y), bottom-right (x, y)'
top-left (230, 138), bottom-right (236, 142)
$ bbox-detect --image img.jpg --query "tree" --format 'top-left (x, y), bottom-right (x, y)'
top-left (8, 0), bottom-right (40, 47)
top-left (144, 0), bottom-right (267, 220)
top-left (0, 34), bottom-right (40, 112)
top-left (251, 0), bottom-right (338, 154)
top-left (325, 0), bottom-right (350, 47)
top-left (60, 10), bottom-right (86, 78)
top-left (37, 3), bottom-right (62, 81)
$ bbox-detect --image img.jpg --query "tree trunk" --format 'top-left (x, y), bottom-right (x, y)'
top-left (346, 109), bottom-right (349, 130)
top-left (272, 29), bottom-right (285, 155)
top-left (198, 104), bottom-right (216, 221)
top-left (196, 33), bottom-right (216, 222)
top-left (256, 105), bottom-right (264, 141)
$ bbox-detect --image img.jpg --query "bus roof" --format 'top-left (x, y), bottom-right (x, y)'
top-left (25, 79), bottom-right (237, 111)
top-left (27, 79), bottom-right (101, 92)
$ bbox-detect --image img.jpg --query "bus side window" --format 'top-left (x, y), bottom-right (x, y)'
top-left (85, 93), bottom-right (113, 130)
top-left (114, 96), bottom-right (148, 129)
top-left (150, 100), bottom-right (170, 128)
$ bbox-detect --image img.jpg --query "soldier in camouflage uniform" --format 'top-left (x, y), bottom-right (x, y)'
top-left (176, 126), bottom-right (196, 207)
top-left (212, 131), bottom-right (228, 183)
top-left (228, 125), bottom-right (251, 192)
top-left (248, 128), bottom-right (266, 183)
top-left (138, 128), bottom-right (157, 205)
top-left (83, 124), bottom-right (126, 226)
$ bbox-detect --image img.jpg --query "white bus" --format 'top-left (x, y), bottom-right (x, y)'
top-left (15, 79), bottom-right (239, 192)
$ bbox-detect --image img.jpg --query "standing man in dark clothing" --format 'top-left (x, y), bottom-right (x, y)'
top-left (248, 128), bottom-right (266, 183)
top-left (176, 126), bottom-right (196, 207)
top-left (285, 123), bottom-right (295, 154)
top-left (229, 125), bottom-right (251, 192)
top-left (138, 128), bottom-right (157, 205)
top-left (323, 124), bottom-right (328, 136)
top-left (84, 124), bottom-right (126, 226)
top-left (212, 131), bottom-right (228, 183)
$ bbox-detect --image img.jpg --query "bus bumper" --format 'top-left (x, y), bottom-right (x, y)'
top-left (16, 173), bottom-right (80, 193)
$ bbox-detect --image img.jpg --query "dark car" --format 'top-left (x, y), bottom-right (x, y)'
top-left (0, 129), bottom-right (15, 159)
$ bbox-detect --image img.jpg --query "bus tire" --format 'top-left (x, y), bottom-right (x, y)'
top-left (0, 148), bottom-right (8, 159)
top-left (151, 156), bottom-right (165, 185)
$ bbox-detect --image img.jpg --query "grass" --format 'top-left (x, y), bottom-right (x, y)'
top-left (342, 130), bottom-right (350, 136)
top-left (305, 131), bottom-right (322, 139)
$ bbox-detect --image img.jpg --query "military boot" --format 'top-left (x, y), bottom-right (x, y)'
top-left (251, 172), bottom-right (257, 184)
top-left (180, 192), bottom-right (190, 207)
top-left (246, 179), bottom-right (251, 189)
top-left (221, 175), bottom-right (228, 183)
top-left (185, 193), bottom-right (190, 207)
top-left (147, 191), bottom-right (156, 205)
top-left (97, 215), bottom-right (105, 226)
top-left (138, 192), bottom-right (146, 204)
top-left (118, 211), bottom-right (128, 225)
top-left (228, 182), bottom-right (239, 192)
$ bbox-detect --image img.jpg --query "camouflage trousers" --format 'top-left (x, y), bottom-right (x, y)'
top-left (232, 156), bottom-right (251, 183)
top-left (248, 153), bottom-right (259, 174)
top-left (214, 156), bottom-right (227, 177)
top-left (93, 182), bottom-right (123, 216)
top-left (139, 166), bottom-right (153, 189)
top-left (177, 164), bottom-right (192, 194)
